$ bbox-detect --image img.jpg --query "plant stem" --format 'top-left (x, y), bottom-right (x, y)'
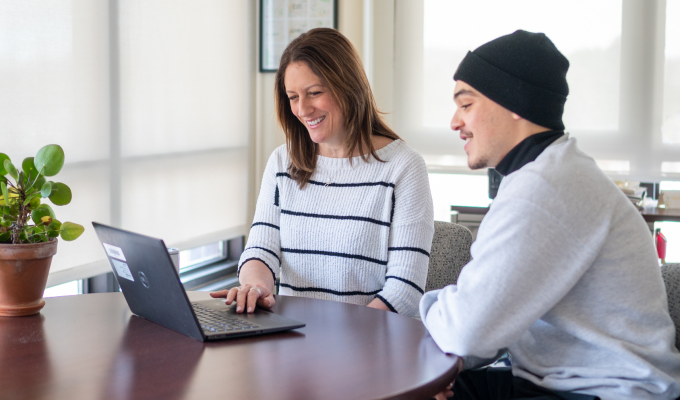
top-left (11, 191), bottom-right (30, 244)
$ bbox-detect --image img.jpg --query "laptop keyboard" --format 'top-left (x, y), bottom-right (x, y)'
top-left (192, 303), bottom-right (261, 333)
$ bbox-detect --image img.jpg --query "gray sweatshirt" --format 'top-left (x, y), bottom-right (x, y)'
top-left (420, 135), bottom-right (680, 399)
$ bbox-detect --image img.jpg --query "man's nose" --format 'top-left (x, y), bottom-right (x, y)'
top-left (451, 109), bottom-right (463, 131)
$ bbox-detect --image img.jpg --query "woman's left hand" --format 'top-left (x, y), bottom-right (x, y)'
top-left (367, 297), bottom-right (391, 312)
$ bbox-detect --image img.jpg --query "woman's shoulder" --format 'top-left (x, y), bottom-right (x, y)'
top-left (265, 144), bottom-right (290, 170)
top-left (382, 140), bottom-right (427, 169)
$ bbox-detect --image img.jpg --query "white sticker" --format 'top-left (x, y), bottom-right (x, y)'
top-left (111, 258), bottom-right (134, 282)
top-left (103, 243), bottom-right (126, 261)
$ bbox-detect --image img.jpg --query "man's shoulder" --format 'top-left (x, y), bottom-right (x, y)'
top-left (501, 138), bottom-right (611, 200)
top-left (493, 137), bottom-right (640, 237)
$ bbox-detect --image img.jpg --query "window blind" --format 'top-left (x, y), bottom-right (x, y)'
top-left (0, 0), bottom-right (252, 275)
top-left (394, 0), bottom-right (680, 182)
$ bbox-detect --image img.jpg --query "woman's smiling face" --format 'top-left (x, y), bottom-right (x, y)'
top-left (284, 61), bottom-right (347, 150)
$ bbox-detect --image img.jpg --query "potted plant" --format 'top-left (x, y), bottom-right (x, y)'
top-left (0, 145), bottom-right (84, 317)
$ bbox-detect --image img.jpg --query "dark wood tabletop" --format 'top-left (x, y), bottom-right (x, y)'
top-left (0, 292), bottom-right (459, 400)
top-left (639, 206), bottom-right (680, 223)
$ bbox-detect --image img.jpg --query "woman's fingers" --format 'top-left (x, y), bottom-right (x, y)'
top-left (209, 289), bottom-right (229, 298)
top-left (246, 287), bottom-right (261, 313)
top-left (225, 287), bottom-right (239, 305)
top-left (235, 285), bottom-right (251, 313)
top-left (217, 285), bottom-right (271, 313)
top-left (257, 292), bottom-right (276, 309)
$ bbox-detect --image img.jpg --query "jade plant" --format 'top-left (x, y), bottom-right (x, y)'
top-left (0, 145), bottom-right (84, 244)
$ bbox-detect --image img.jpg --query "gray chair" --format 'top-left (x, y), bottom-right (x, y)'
top-left (426, 221), bottom-right (473, 292)
top-left (661, 263), bottom-right (680, 350)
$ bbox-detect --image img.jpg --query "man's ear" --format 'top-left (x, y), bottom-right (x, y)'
top-left (511, 112), bottom-right (522, 120)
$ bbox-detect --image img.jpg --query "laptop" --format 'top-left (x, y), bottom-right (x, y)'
top-left (92, 222), bottom-right (305, 342)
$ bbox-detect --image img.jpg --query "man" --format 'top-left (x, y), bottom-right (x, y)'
top-left (421, 30), bottom-right (680, 400)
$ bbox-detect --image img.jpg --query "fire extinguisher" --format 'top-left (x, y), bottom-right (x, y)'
top-left (656, 228), bottom-right (667, 265)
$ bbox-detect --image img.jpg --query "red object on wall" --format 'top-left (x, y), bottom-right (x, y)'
top-left (656, 229), bottom-right (667, 263)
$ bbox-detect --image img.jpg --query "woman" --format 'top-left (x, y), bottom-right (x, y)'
top-left (211, 28), bottom-right (433, 318)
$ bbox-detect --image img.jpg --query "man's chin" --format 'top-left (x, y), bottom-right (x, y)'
top-left (468, 159), bottom-right (488, 170)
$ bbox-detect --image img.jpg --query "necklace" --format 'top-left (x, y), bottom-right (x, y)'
top-left (323, 170), bottom-right (335, 187)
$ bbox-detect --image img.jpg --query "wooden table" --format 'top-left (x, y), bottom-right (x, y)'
top-left (639, 206), bottom-right (680, 223)
top-left (0, 292), bottom-right (459, 400)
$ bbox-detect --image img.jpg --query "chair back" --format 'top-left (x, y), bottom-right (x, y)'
top-left (426, 221), bottom-right (473, 292)
top-left (661, 263), bottom-right (680, 350)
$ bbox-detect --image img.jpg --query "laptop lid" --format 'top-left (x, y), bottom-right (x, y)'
top-left (93, 222), bottom-right (205, 341)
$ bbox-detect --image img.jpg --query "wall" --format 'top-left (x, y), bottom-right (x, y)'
top-left (248, 0), bottom-right (399, 226)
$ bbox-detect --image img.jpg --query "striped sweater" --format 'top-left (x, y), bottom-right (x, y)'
top-left (239, 139), bottom-right (434, 318)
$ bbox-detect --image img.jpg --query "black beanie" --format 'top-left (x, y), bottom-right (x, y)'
top-left (453, 30), bottom-right (569, 131)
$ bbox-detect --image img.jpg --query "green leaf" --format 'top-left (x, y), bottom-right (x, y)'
top-left (4, 160), bottom-right (18, 180)
top-left (22, 157), bottom-right (39, 181)
top-left (60, 222), bottom-right (84, 241)
top-left (22, 191), bottom-right (41, 207)
top-left (41, 181), bottom-right (52, 198)
top-left (47, 219), bottom-right (62, 231)
top-left (31, 205), bottom-right (54, 224)
top-left (46, 230), bottom-right (59, 238)
top-left (41, 203), bottom-right (55, 218)
top-left (0, 182), bottom-right (8, 207)
top-left (0, 154), bottom-right (9, 176)
top-left (0, 232), bottom-right (10, 242)
top-left (32, 176), bottom-right (46, 193)
top-left (48, 182), bottom-right (72, 206)
top-left (39, 233), bottom-right (48, 242)
top-left (34, 145), bottom-right (64, 177)
top-left (29, 195), bottom-right (41, 209)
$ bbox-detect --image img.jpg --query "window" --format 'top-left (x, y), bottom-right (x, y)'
top-left (394, 0), bottom-right (680, 183)
top-left (0, 1), bottom-right (252, 278)
top-left (662, 0), bottom-right (680, 145)
top-left (44, 280), bottom-right (81, 298)
top-left (429, 173), bottom-right (491, 222)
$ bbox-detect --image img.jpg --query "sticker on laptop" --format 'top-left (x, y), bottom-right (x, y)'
top-left (110, 258), bottom-right (134, 282)
top-left (103, 243), bottom-right (126, 261)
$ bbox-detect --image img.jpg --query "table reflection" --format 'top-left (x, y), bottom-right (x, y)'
top-left (0, 313), bottom-right (53, 399)
top-left (100, 315), bottom-right (204, 400)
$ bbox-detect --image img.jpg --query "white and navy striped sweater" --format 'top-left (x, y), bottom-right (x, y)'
top-left (239, 140), bottom-right (434, 318)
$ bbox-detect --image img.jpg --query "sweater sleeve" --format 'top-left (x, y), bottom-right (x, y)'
top-left (238, 148), bottom-right (283, 281)
top-left (420, 197), bottom-right (599, 358)
top-left (375, 152), bottom-right (434, 318)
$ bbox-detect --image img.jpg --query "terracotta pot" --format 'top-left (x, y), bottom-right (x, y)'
top-left (0, 239), bottom-right (58, 317)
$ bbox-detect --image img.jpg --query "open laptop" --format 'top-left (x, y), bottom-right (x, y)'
top-left (92, 222), bottom-right (305, 342)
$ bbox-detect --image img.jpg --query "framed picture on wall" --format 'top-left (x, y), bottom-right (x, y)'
top-left (260, 0), bottom-right (338, 72)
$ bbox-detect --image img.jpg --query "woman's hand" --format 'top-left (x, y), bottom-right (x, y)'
top-left (210, 283), bottom-right (276, 313)
top-left (367, 297), bottom-right (392, 311)
top-left (211, 259), bottom-right (276, 313)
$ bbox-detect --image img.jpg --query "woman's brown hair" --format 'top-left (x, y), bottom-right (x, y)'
top-left (274, 28), bottom-right (400, 188)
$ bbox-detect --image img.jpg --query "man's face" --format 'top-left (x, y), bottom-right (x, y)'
top-left (451, 80), bottom-right (518, 170)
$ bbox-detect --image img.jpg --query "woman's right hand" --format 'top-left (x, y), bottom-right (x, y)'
top-left (210, 283), bottom-right (276, 314)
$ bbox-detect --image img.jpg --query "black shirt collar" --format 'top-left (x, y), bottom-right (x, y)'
top-left (494, 130), bottom-right (565, 176)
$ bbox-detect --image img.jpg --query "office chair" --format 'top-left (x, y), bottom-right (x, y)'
top-left (661, 263), bottom-right (680, 351)
top-left (425, 221), bottom-right (473, 292)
